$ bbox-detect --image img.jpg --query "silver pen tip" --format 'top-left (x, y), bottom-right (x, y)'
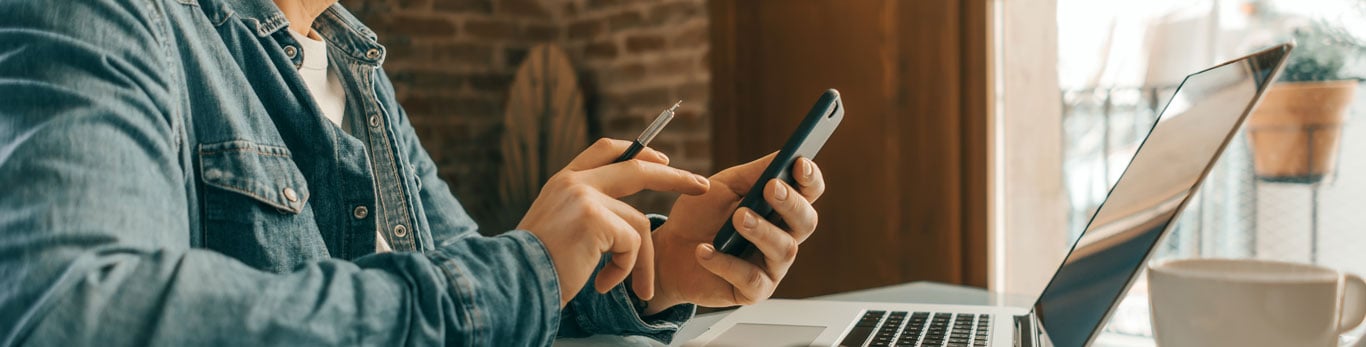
top-left (638, 101), bottom-right (683, 145)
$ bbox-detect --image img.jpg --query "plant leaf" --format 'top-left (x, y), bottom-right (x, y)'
top-left (495, 44), bottom-right (590, 232)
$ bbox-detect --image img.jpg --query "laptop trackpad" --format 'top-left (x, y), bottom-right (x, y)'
top-left (708, 323), bottom-right (826, 347)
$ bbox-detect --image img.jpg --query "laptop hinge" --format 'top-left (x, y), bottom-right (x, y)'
top-left (1012, 313), bottom-right (1038, 347)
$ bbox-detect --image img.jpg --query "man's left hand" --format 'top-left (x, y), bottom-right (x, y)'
top-left (644, 154), bottom-right (825, 314)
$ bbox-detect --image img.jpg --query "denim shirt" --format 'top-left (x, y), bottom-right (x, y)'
top-left (0, 0), bottom-right (693, 345)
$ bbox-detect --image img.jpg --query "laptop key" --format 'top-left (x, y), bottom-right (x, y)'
top-left (841, 311), bottom-right (884, 347)
top-left (838, 326), bottom-right (875, 347)
top-left (858, 315), bottom-right (885, 327)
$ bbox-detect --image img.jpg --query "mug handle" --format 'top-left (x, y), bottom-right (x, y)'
top-left (1340, 273), bottom-right (1366, 333)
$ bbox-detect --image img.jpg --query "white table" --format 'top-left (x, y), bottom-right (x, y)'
top-left (553, 281), bottom-right (1159, 346)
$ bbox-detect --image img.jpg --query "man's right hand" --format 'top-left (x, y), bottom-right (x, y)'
top-left (518, 138), bottom-right (710, 307)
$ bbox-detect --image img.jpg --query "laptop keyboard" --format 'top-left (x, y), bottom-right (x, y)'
top-left (837, 310), bottom-right (991, 347)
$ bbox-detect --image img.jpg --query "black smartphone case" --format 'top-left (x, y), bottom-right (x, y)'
top-left (712, 89), bottom-right (844, 256)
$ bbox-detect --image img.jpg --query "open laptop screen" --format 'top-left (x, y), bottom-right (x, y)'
top-left (1031, 45), bottom-right (1289, 347)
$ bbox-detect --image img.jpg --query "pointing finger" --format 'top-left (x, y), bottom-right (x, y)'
top-left (581, 160), bottom-right (710, 197)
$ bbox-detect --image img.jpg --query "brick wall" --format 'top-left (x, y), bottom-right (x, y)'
top-left (348, 0), bottom-right (710, 232)
top-left (553, 0), bottom-right (711, 214)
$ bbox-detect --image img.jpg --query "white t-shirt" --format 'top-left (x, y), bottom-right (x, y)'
top-left (288, 29), bottom-right (393, 253)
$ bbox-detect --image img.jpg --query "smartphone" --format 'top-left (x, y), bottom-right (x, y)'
top-left (712, 89), bottom-right (844, 256)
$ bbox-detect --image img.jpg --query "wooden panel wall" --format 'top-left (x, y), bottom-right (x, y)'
top-left (709, 0), bottom-right (989, 298)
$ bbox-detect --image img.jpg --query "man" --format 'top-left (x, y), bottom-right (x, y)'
top-left (0, 0), bottom-right (825, 345)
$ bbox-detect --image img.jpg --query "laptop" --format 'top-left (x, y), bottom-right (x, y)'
top-left (684, 43), bottom-right (1293, 347)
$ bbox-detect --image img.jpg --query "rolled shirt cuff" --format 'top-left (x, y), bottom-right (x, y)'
top-left (562, 281), bottom-right (697, 343)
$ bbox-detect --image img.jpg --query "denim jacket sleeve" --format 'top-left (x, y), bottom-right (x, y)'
top-left (0, 1), bottom-right (559, 345)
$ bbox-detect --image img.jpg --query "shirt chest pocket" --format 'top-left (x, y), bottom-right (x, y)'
top-left (198, 140), bottom-right (327, 272)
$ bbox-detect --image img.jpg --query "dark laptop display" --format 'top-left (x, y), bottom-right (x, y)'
top-left (1030, 45), bottom-right (1290, 347)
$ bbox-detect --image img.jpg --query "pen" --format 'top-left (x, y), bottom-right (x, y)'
top-left (614, 100), bottom-right (682, 162)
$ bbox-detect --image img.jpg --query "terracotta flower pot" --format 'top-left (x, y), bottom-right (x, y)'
top-left (1246, 80), bottom-right (1358, 183)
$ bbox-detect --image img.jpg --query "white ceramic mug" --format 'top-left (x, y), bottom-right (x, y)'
top-left (1148, 258), bottom-right (1366, 347)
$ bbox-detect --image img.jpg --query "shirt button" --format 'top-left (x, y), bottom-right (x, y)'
top-left (365, 48), bottom-right (381, 60)
top-left (368, 114), bottom-right (381, 128)
top-left (393, 224), bottom-right (408, 238)
top-left (352, 205), bottom-right (369, 219)
top-left (282, 187), bottom-right (299, 202)
top-left (283, 45), bottom-right (298, 58)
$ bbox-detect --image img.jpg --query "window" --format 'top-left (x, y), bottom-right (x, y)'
top-left (1056, 0), bottom-right (1365, 342)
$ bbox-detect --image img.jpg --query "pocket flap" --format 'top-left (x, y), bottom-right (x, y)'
top-left (199, 140), bottom-right (310, 213)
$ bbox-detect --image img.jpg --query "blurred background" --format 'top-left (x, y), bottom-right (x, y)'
top-left (347, 0), bottom-right (995, 300)
top-left (349, 0), bottom-right (714, 230)
top-left (344, 0), bottom-right (1365, 342)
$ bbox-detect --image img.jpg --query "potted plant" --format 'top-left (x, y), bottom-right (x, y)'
top-left (1247, 20), bottom-right (1365, 183)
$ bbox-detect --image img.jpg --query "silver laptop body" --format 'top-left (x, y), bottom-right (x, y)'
top-left (685, 43), bottom-right (1292, 347)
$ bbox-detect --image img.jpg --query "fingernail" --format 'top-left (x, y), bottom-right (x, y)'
top-left (658, 151), bottom-right (669, 163)
top-left (802, 159), bottom-right (814, 180)
top-left (772, 182), bottom-right (788, 201)
top-left (699, 244), bottom-right (716, 259)
top-left (694, 174), bottom-right (709, 186)
top-left (742, 211), bottom-right (758, 229)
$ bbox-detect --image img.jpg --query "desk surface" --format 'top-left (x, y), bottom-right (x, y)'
top-left (553, 281), bottom-right (1156, 347)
